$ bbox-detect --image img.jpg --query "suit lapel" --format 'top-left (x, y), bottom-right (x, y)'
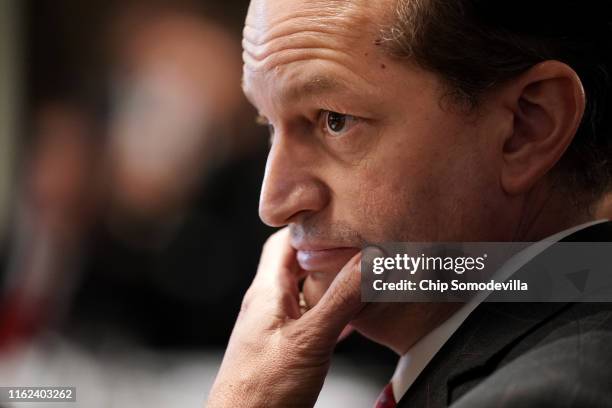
top-left (396, 302), bottom-right (571, 407)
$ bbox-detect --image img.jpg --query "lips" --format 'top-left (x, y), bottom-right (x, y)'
top-left (295, 247), bottom-right (360, 273)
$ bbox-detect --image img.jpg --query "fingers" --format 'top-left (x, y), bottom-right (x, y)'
top-left (254, 228), bottom-right (305, 287)
top-left (248, 228), bottom-right (305, 318)
top-left (256, 228), bottom-right (294, 278)
top-left (301, 252), bottom-right (364, 341)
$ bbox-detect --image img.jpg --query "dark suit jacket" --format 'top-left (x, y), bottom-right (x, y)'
top-left (397, 221), bottom-right (612, 408)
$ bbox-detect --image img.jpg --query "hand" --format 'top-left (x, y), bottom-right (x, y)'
top-left (206, 228), bottom-right (364, 407)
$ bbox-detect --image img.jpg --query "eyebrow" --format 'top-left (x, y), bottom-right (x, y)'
top-left (242, 73), bottom-right (352, 108)
top-left (291, 75), bottom-right (346, 99)
top-left (286, 75), bottom-right (353, 106)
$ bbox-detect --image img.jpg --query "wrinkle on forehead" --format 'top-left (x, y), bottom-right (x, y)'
top-left (243, 0), bottom-right (387, 71)
top-left (246, 0), bottom-right (367, 38)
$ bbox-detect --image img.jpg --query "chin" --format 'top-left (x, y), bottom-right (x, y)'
top-left (302, 271), bottom-right (338, 307)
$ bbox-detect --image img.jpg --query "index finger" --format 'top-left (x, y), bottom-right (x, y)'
top-left (254, 228), bottom-right (305, 283)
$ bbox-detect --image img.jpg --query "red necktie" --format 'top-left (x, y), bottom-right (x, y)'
top-left (374, 383), bottom-right (396, 408)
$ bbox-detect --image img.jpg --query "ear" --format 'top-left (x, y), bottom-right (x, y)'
top-left (499, 60), bottom-right (585, 195)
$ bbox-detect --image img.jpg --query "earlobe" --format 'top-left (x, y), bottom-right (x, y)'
top-left (500, 61), bottom-right (585, 195)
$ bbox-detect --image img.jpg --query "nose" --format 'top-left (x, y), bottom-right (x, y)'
top-left (258, 136), bottom-right (328, 227)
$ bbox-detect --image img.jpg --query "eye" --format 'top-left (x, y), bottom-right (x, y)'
top-left (322, 110), bottom-right (359, 137)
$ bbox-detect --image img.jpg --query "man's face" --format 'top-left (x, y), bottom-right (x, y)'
top-left (243, 0), bottom-right (507, 306)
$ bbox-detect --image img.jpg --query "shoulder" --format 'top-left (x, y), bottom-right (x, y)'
top-left (452, 318), bottom-right (612, 408)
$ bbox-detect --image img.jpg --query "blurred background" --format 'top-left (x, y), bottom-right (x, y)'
top-left (2, 1), bottom-right (612, 407)
top-left (0, 0), bottom-right (398, 406)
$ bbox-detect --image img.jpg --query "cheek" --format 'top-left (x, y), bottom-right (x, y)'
top-left (332, 125), bottom-right (491, 241)
top-left (330, 158), bottom-right (450, 242)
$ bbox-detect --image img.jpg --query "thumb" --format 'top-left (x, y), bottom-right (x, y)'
top-left (301, 252), bottom-right (364, 341)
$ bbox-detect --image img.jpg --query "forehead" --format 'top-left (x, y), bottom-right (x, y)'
top-left (243, 0), bottom-right (393, 58)
top-left (245, 0), bottom-right (374, 33)
top-left (242, 0), bottom-right (395, 102)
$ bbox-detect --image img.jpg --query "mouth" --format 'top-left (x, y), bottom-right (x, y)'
top-left (294, 246), bottom-right (360, 273)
